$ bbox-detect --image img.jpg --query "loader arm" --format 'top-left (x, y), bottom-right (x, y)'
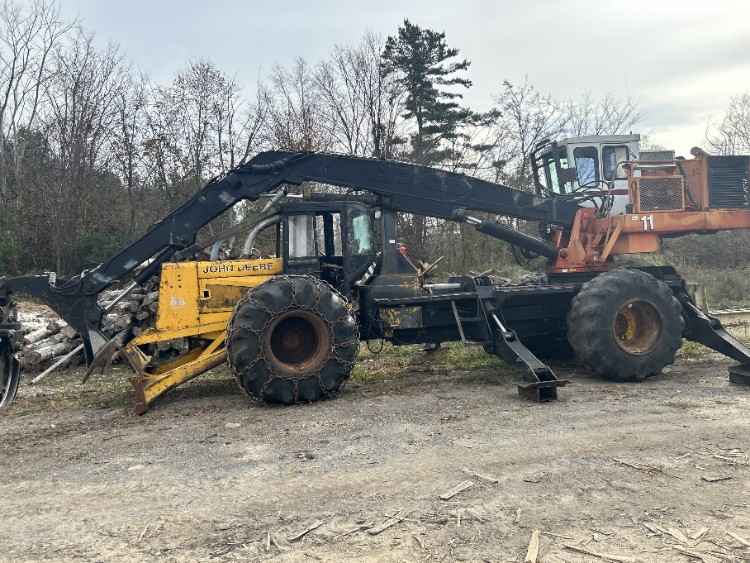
top-left (84, 151), bottom-right (578, 295)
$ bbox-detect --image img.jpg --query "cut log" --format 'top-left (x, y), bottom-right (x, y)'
top-left (61, 325), bottom-right (78, 339)
top-left (46, 319), bottom-right (67, 332)
top-left (18, 323), bottom-right (45, 336)
top-left (30, 344), bottom-right (84, 384)
top-left (23, 325), bottom-right (58, 346)
top-left (30, 331), bottom-right (67, 350)
top-left (24, 341), bottom-right (74, 366)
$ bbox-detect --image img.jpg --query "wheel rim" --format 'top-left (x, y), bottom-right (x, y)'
top-left (613, 299), bottom-right (662, 355)
top-left (264, 311), bottom-right (331, 376)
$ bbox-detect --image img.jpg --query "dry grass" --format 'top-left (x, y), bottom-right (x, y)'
top-left (352, 341), bottom-right (508, 382)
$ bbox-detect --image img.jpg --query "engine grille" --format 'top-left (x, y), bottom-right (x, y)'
top-left (708, 156), bottom-right (750, 208)
top-left (637, 177), bottom-right (684, 212)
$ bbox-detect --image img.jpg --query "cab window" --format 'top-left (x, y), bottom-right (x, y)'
top-left (288, 215), bottom-right (316, 258)
top-left (603, 145), bottom-right (629, 180)
top-left (573, 146), bottom-right (599, 187)
top-left (547, 161), bottom-right (560, 192)
top-left (544, 155), bottom-right (569, 194)
top-left (349, 210), bottom-right (373, 256)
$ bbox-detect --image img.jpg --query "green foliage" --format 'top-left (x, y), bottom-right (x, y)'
top-left (442, 343), bottom-right (505, 370)
top-left (382, 19), bottom-right (492, 165)
top-left (72, 230), bottom-right (130, 270)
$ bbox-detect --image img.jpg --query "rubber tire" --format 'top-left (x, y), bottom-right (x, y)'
top-left (0, 342), bottom-right (20, 410)
top-left (567, 269), bottom-right (683, 382)
top-left (227, 275), bottom-right (359, 404)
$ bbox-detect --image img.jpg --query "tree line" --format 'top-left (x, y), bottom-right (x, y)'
top-left (0, 1), bottom-right (679, 278)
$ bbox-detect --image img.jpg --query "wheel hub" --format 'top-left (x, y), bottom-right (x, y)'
top-left (613, 300), bottom-right (662, 355)
top-left (265, 310), bottom-right (331, 376)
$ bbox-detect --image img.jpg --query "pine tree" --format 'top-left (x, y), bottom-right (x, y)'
top-left (382, 19), bottom-right (477, 165)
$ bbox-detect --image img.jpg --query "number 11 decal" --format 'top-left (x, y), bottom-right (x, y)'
top-left (640, 214), bottom-right (654, 231)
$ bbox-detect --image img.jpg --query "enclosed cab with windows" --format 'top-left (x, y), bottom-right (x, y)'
top-left (532, 134), bottom-right (640, 216)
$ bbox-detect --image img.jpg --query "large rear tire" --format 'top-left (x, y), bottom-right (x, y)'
top-left (0, 342), bottom-right (20, 410)
top-left (227, 275), bottom-right (359, 404)
top-left (567, 269), bottom-right (683, 382)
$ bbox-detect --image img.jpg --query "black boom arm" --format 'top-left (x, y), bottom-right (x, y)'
top-left (85, 151), bottom-right (578, 294)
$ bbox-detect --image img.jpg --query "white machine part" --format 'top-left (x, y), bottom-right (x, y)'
top-left (559, 134), bottom-right (640, 215)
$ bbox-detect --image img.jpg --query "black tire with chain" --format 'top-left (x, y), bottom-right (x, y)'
top-left (227, 275), bottom-right (359, 404)
top-left (567, 269), bottom-right (683, 382)
top-left (0, 341), bottom-right (20, 410)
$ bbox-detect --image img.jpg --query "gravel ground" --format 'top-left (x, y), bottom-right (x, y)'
top-left (2, 351), bottom-right (750, 562)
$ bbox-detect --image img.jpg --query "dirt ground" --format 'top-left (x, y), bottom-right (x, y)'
top-left (2, 348), bottom-right (750, 562)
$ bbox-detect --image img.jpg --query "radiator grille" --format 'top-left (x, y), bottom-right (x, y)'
top-left (708, 156), bottom-right (750, 208)
top-left (638, 177), bottom-right (684, 211)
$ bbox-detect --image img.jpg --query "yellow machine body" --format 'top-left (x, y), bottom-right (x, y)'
top-left (123, 257), bottom-right (283, 413)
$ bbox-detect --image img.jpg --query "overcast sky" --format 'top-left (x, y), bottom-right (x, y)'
top-left (57, 0), bottom-right (750, 156)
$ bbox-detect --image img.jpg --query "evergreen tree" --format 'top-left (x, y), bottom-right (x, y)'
top-left (382, 19), bottom-right (478, 165)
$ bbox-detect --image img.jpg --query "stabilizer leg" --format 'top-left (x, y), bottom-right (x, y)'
top-left (487, 310), bottom-right (568, 402)
top-left (679, 294), bottom-right (750, 386)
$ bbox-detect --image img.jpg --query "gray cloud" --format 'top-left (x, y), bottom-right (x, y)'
top-left (58, 0), bottom-right (750, 154)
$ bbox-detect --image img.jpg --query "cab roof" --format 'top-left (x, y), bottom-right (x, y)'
top-left (560, 134), bottom-right (640, 145)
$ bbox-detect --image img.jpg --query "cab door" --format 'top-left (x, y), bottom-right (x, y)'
top-left (343, 205), bottom-right (377, 292)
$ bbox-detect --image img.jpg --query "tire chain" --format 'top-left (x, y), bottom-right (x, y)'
top-left (227, 275), bottom-right (360, 403)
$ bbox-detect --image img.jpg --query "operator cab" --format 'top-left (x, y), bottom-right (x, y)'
top-left (281, 200), bottom-right (377, 296)
top-left (531, 134), bottom-right (640, 216)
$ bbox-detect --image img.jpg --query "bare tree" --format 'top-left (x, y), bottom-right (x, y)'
top-left (0, 0), bottom-right (72, 198)
top-left (313, 33), bottom-right (405, 158)
top-left (238, 85), bottom-right (270, 162)
top-left (358, 32), bottom-right (404, 159)
top-left (261, 58), bottom-right (331, 152)
top-left (489, 79), bottom-right (568, 189)
top-left (41, 31), bottom-right (129, 272)
top-left (143, 61), bottom-right (246, 205)
top-left (112, 71), bottom-right (148, 235)
top-left (707, 93), bottom-right (750, 155)
top-left (564, 92), bottom-right (640, 137)
top-left (315, 48), bottom-right (369, 155)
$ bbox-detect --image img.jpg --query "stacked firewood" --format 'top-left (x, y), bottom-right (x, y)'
top-left (17, 315), bottom-right (80, 369)
top-left (17, 280), bottom-right (161, 372)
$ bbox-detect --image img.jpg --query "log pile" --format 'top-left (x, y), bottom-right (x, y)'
top-left (16, 280), bottom-right (161, 372)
